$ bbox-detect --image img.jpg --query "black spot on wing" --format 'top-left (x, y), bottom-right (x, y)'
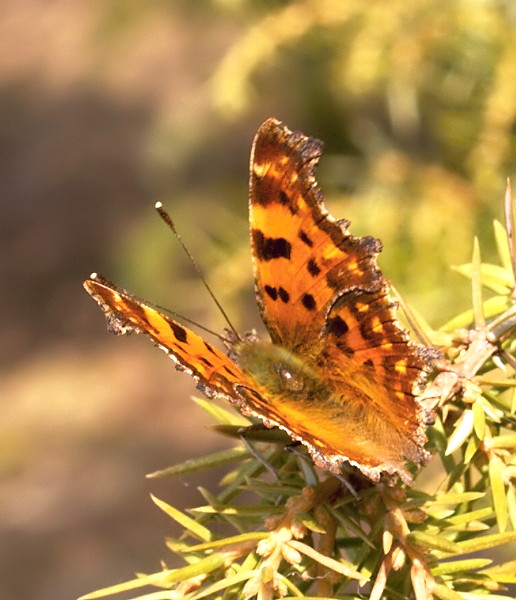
top-left (252, 229), bottom-right (291, 261)
top-left (278, 190), bottom-right (298, 215)
top-left (301, 293), bottom-right (316, 311)
top-left (171, 322), bottom-right (188, 343)
top-left (278, 287), bottom-right (290, 303)
top-left (265, 285), bottom-right (278, 301)
top-left (204, 341), bottom-right (218, 355)
top-left (298, 229), bottom-right (313, 247)
top-left (325, 315), bottom-right (349, 337)
top-left (223, 365), bottom-right (238, 377)
top-left (307, 258), bottom-right (321, 277)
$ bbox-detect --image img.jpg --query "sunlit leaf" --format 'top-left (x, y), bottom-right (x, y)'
top-left (191, 504), bottom-right (283, 516)
top-left (151, 495), bottom-right (212, 542)
top-left (287, 540), bottom-right (367, 584)
top-left (472, 399), bottom-right (486, 440)
top-left (507, 483), bottom-right (516, 530)
top-left (489, 455), bottom-right (508, 532)
top-left (189, 568), bottom-right (260, 600)
top-left (431, 491), bottom-right (485, 505)
top-left (192, 397), bottom-right (250, 426)
top-left (445, 410), bottom-right (474, 455)
top-left (408, 531), bottom-right (461, 553)
top-left (185, 532), bottom-right (269, 553)
top-left (481, 559), bottom-right (516, 584)
top-left (492, 434), bottom-right (516, 448)
top-left (464, 436), bottom-right (479, 464)
top-left (493, 219), bottom-right (513, 273)
top-left (433, 582), bottom-right (469, 600)
top-left (431, 557), bottom-right (491, 576)
top-left (78, 555), bottom-right (225, 600)
top-left (441, 296), bottom-right (510, 330)
top-left (147, 447), bottom-right (251, 478)
top-left (452, 262), bottom-right (513, 295)
top-left (453, 531), bottom-right (516, 554)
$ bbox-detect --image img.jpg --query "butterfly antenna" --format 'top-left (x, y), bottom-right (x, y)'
top-left (154, 302), bottom-right (231, 343)
top-left (155, 201), bottom-right (241, 341)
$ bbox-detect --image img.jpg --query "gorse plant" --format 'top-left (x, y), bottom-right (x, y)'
top-left (78, 2), bottom-right (516, 597)
top-left (80, 189), bottom-right (516, 600)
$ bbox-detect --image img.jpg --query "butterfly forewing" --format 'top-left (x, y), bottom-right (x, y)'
top-left (84, 275), bottom-right (255, 400)
top-left (249, 118), bottom-right (384, 350)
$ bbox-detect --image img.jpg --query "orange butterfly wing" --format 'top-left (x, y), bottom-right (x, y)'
top-left (248, 119), bottom-right (438, 482)
top-left (83, 276), bottom-right (321, 439)
top-left (84, 275), bottom-right (255, 402)
top-left (250, 118), bottom-right (383, 349)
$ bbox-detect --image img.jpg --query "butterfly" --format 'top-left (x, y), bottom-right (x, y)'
top-left (84, 118), bottom-right (438, 484)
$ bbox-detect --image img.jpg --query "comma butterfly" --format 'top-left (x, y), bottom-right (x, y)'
top-left (84, 118), bottom-right (438, 484)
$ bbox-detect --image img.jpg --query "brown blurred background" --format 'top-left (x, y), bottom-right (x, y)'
top-left (2, 2), bottom-right (516, 598)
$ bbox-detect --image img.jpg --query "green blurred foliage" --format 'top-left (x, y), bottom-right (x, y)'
top-left (101, 0), bottom-right (516, 331)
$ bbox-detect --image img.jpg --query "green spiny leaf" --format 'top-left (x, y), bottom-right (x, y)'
top-left (431, 557), bottom-right (492, 576)
top-left (151, 494), bottom-right (212, 542)
top-left (472, 399), bottom-right (486, 440)
top-left (489, 455), bottom-right (508, 532)
top-left (192, 397), bottom-right (249, 426)
top-left (147, 447), bottom-right (251, 478)
top-left (197, 485), bottom-right (245, 533)
top-left (481, 559), bottom-right (516, 583)
top-left (185, 532), bottom-right (269, 552)
top-left (407, 531), bottom-right (461, 553)
top-left (452, 531), bottom-right (516, 554)
top-left (493, 219), bottom-right (513, 273)
top-left (433, 582), bottom-right (470, 600)
top-left (445, 410), bottom-right (474, 455)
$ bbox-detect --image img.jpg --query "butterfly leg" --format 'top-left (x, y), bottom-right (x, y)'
top-left (283, 443), bottom-right (359, 499)
top-left (238, 424), bottom-right (281, 480)
top-left (333, 472), bottom-right (359, 500)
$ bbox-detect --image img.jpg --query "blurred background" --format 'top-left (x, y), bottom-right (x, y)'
top-left (2, 1), bottom-right (516, 598)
